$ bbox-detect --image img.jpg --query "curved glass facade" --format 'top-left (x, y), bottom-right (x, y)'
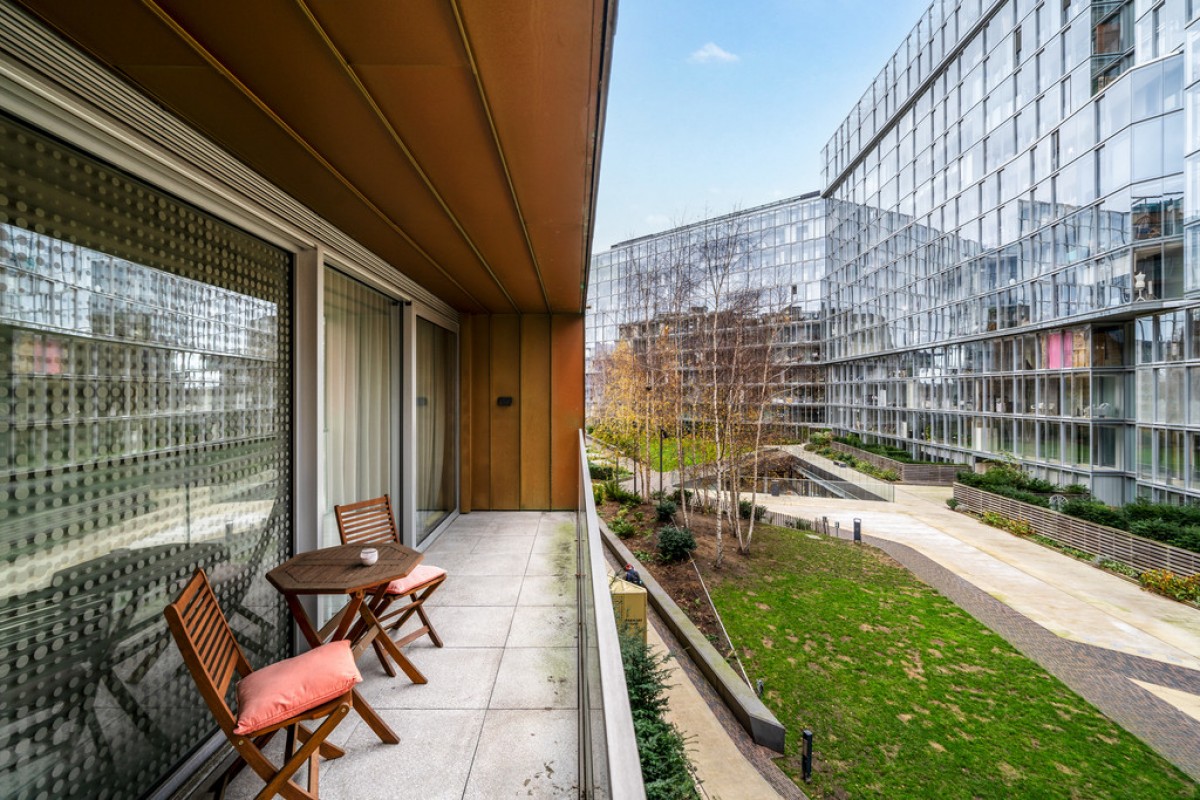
top-left (824, 0), bottom-right (1196, 505)
top-left (591, 0), bottom-right (1200, 507)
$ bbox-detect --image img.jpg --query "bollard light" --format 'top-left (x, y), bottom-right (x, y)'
top-left (802, 729), bottom-right (814, 782)
top-left (853, 518), bottom-right (862, 543)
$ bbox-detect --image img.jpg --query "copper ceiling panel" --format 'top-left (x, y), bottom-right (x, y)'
top-left (126, 0), bottom-right (514, 308)
top-left (115, 64), bottom-right (499, 311)
top-left (306, 0), bottom-right (466, 67)
top-left (13, 0), bottom-right (204, 68)
top-left (13, 0), bottom-right (614, 315)
top-left (357, 64), bottom-right (546, 311)
top-left (457, 0), bottom-right (604, 312)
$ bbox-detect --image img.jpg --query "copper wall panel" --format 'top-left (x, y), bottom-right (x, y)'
top-left (458, 315), bottom-right (474, 513)
top-left (488, 315), bottom-right (521, 509)
top-left (520, 316), bottom-right (552, 508)
top-left (550, 314), bottom-right (584, 508)
top-left (469, 314), bottom-right (492, 510)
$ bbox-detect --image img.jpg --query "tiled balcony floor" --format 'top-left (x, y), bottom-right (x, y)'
top-left (224, 511), bottom-right (580, 800)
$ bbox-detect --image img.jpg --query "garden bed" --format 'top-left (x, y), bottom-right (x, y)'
top-left (596, 499), bottom-right (1199, 799)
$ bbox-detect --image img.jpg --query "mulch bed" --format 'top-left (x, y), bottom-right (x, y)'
top-left (599, 498), bottom-right (757, 651)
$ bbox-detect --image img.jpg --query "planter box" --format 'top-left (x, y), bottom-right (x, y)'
top-left (830, 441), bottom-right (965, 485)
top-left (953, 483), bottom-right (1200, 577)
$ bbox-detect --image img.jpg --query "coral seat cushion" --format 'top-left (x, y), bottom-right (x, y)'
top-left (386, 564), bottom-right (447, 595)
top-left (234, 640), bottom-right (361, 734)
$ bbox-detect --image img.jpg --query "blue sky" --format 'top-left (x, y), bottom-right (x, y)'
top-left (591, 0), bottom-right (933, 251)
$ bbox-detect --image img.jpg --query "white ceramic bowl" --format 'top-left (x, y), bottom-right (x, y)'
top-left (360, 547), bottom-right (379, 566)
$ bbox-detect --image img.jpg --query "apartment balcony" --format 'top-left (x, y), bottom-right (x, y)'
top-left (219, 508), bottom-right (640, 799)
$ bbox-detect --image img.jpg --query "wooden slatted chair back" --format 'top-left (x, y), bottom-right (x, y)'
top-left (163, 569), bottom-right (247, 732)
top-left (334, 496), bottom-right (399, 547)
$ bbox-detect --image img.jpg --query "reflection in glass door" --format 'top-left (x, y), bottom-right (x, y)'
top-left (416, 317), bottom-right (456, 541)
top-left (324, 269), bottom-right (397, 545)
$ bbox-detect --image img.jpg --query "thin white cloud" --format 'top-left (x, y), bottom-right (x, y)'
top-left (689, 42), bottom-right (739, 64)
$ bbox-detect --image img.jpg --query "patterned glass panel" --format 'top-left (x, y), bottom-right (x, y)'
top-left (0, 115), bottom-right (292, 799)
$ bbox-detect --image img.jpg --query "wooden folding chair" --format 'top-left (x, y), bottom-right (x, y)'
top-left (164, 570), bottom-right (359, 800)
top-left (334, 495), bottom-right (447, 677)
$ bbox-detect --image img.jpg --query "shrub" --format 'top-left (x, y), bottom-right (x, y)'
top-left (1099, 558), bottom-right (1140, 578)
top-left (610, 509), bottom-right (637, 539)
top-left (592, 483), bottom-right (606, 506)
top-left (657, 525), bottom-right (697, 563)
top-left (655, 499), bottom-right (677, 522)
top-left (1139, 569), bottom-right (1200, 603)
top-left (589, 462), bottom-right (629, 481)
top-left (1007, 518), bottom-right (1034, 536)
top-left (946, 498), bottom-right (959, 510)
top-left (738, 499), bottom-right (766, 521)
top-left (619, 631), bottom-right (698, 799)
top-left (980, 511), bottom-right (1032, 536)
top-left (670, 488), bottom-right (693, 506)
top-left (603, 479), bottom-right (643, 506)
top-left (1061, 498), bottom-right (1127, 530)
top-left (809, 429), bottom-right (833, 447)
top-left (1063, 483), bottom-right (1089, 495)
top-left (610, 518), bottom-right (636, 538)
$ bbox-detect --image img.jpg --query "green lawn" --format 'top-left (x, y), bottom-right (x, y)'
top-left (707, 525), bottom-right (1198, 799)
top-left (637, 436), bottom-right (721, 472)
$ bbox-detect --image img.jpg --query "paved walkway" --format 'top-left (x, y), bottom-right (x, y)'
top-left (647, 621), bottom-right (788, 800)
top-left (760, 448), bottom-right (1200, 782)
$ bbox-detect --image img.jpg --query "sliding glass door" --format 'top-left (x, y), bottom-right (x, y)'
top-left (416, 317), bottom-right (456, 541)
top-left (323, 269), bottom-right (398, 545)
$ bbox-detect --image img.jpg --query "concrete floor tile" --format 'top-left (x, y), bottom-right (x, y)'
top-left (463, 710), bottom-right (578, 799)
top-left (356, 647), bottom-right (503, 709)
top-left (489, 647), bottom-right (576, 709)
top-left (507, 605), bottom-right (576, 648)
top-left (471, 535), bottom-right (536, 555)
top-left (525, 546), bottom-right (575, 576)
top-left (319, 709), bottom-right (486, 800)
top-left (453, 551), bottom-right (530, 577)
top-left (417, 549), bottom-right (472, 573)
top-left (531, 536), bottom-right (575, 555)
top-left (423, 535), bottom-right (479, 555)
top-left (395, 605), bottom-right (515, 649)
top-left (426, 575), bottom-right (522, 607)
top-left (517, 574), bottom-right (574, 606)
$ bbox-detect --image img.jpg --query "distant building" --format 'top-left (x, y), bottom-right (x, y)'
top-left (587, 193), bottom-right (828, 437)
top-left (591, 1), bottom-right (1200, 507)
top-left (823, 0), bottom-right (1192, 506)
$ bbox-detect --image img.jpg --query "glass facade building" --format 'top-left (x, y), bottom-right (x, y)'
top-left (590, 0), bottom-right (1200, 507)
top-left (587, 194), bottom-right (829, 436)
top-left (823, 0), bottom-right (1196, 506)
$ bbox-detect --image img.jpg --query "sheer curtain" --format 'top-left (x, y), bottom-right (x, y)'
top-left (324, 269), bottom-right (394, 546)
top-left (416, 318), bottom-right (456, 541)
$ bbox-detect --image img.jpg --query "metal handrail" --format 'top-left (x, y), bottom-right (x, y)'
top-left (577, 430), bottom-right (645, 799)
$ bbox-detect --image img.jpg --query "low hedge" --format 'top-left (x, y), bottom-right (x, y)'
top-left (961, 469), bottom-right (1200, 557)
top-left (619, 631), bottom-right (698, 799)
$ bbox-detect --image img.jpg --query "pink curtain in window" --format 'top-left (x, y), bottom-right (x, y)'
top-left (1046, 331), bottom-right (1066, 369)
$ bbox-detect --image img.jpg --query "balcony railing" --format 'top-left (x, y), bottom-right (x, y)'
top-left (576, 430), bottom-right (645, 799)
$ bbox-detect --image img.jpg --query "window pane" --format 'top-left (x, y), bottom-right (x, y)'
top-left (324, 268), bottom-right (394, 543)
top-left (416, 318), bottom-right (457, 541)
top-left (0, 115), bottom-right (292, 799)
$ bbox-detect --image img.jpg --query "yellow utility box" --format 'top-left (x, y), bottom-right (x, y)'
top-left (608, 570), bottom-right (647, 641)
